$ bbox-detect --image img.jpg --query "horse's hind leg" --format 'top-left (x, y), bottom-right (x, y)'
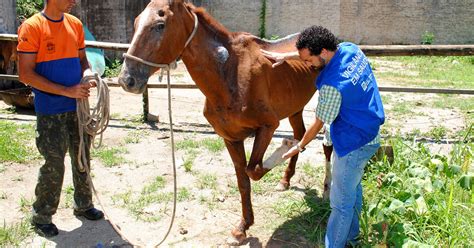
top-left (224, 139), bottom-right (253, 245)
top-left (276, 111), bottom-right (306, 191)
top-left (322, 124), bottom-right (333, 199)
top-left (323, 144), bottom-right (333, 199)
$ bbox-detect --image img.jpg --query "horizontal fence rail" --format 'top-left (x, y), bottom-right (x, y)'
top-left (1, 34), bottom-right (474, 96)
top-left (2, 34), bottom-right (474, 56)
top-left (1, 75), bottom-right (473, 95)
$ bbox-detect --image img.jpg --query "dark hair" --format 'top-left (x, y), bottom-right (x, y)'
top-left (296, 25), bottom-right (338, 55)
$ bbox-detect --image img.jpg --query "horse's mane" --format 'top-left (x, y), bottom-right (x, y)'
top-left (188, 4), bottom-right (232, 38)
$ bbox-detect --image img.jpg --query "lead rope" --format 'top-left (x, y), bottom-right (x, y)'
top-left (77, 73), bottom-right (110, 172)
top-left (77, 65), bottom-right (178, 247)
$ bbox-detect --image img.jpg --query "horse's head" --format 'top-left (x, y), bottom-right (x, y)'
top-left (118, 0), bottom-right (197, 94)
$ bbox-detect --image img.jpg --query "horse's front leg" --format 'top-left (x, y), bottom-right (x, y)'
top-left (224, 139), bottom-right (253, 245)
top-left (276, 111), bottom-right (306, 190)
top-left (246, 123), bottom-right (278, 181)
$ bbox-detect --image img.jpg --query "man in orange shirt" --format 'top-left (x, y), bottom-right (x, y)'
top-left (18, 0), bottom-right (103, 237)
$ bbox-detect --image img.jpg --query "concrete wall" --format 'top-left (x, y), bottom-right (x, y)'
top-left (68, 0), bottom-right (473, 46)
top-left (72, 0), bottom-right (149, 44)
top-left (0, 0), bottom-right (17, 34)
top-left (194, 0), bottom-right (474, 44)
top-left (339, 0), bottom-right (474, 45)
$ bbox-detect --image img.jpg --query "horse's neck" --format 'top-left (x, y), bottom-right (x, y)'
top-left (181, 21), bottom-right (234, 106)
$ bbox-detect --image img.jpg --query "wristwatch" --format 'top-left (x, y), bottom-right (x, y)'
top-left (296, 144), bottom-right (306, 153)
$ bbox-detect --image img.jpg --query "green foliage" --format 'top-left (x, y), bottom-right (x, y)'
top-left (0, 121), bottom-right (37, 163)
top-left (421, 31), bottom-right (435, 45)
top-left (104, 59), bottom-right (123, 78)
top-left (360, 137), bottom-right (474, 247)
top-left (258, 0), bottom-right (267, 38)
top-left (17, 0), bottom-right (44, 21)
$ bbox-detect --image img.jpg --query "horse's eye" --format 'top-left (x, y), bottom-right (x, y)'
top-left (155, 22), bottom-right (165, 31)
top-left (158, 9), bottom-right (165, 17)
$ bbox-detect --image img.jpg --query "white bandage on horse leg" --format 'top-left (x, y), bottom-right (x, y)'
top-left (263, 138), bottom-right (299, 169)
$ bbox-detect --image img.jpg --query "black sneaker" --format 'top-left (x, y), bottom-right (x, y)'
top-left (32, 223), bottom-right (59, 237)
top-left (74, 208), bottom-right (104, 220)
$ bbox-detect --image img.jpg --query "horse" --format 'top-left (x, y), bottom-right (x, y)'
top-left (118, 0), bottom-right (334, 244)
top-left (0, 39), bottom-right (17, 76)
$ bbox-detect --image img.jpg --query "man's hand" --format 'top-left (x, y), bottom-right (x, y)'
top-left (282, 145), bottom-right (300, 159)
top-left (260, 49), bottom-right (287, 68)
top-left (82, 69), bottom-right (98, 88)
top-left (65, 83), bottom-right (91, 99)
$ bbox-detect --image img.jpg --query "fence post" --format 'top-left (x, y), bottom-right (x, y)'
top-left (142, 86), bottom-right (149, 122)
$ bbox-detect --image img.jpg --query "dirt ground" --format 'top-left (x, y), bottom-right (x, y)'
top-left (0, 64), bottom-right (466, 247)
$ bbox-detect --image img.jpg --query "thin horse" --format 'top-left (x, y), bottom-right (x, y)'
top-left (118, 0), bottom-right (332, 244)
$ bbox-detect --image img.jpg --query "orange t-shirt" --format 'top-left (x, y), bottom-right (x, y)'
top-left (17, 12), bottom-right (85, 114)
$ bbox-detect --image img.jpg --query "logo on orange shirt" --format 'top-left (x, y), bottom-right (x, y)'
top-left (46, 42), bottom-right (55, 54)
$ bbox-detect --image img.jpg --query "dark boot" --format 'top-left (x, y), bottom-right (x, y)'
top-left (32, 223), bottom-right (59, 237)
top-left (74, 207), bottom-right (104, 220)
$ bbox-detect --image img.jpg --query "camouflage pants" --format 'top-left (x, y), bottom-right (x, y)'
top-left (32, 111), bottom-right (94, 224)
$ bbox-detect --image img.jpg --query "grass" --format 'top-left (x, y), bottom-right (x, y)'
top-left (125, 130), bottom-right (146, 144)
top-left (0, 218), bottom-right (33, 247)
top-left (373, 56), bottom-right (474, 89)
top-left (196, 173), bottom-right (218, 190)
top-left (176, 137), bottom-right (226, 173)
top-left (92, 146), bottom-right (127, 167)
top-left (0, 120), bottom-right (38, 163)
top-left (62, 185), bottom-right (74, 208)
top-left (112, 176), bottom-right (192, 222)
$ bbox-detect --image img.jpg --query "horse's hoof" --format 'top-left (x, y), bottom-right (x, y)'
top-left (275, 181), bottom-right (289, 191)
top-left (229, 229), bottom-right (247, 245)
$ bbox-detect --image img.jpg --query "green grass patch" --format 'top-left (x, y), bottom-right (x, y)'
top-left (0, 120), bottom-right (37, 163)
top-left (125, 130), bottom-right (146, 144)
top-left (92, 146), bottom-right (127, 167)
top-left (62, 185), bottom-right (74, 208)
top-left (141, 176), bottom-right (165, 194)
top-left (112, 177), bottom-right (191, 222)
top-left (196, 173), bottom-right (218, 190)
top-left (176, 137), bottom-right (225, 173)
top-left (176, 137), bottom-right (225, 153)
top-left (374, 56), bottom-right (474, 89)
top-left (0, 218), bottom-right (34, 247)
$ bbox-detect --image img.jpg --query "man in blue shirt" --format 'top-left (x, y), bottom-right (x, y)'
top-left (261, 26), bottom-right (385, 248)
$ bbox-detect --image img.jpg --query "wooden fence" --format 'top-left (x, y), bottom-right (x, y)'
top-left (1, 34), bottom-right (474, 119)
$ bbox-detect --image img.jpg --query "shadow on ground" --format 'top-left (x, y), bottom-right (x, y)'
top-left (265, 189), bottom-right (330, 248)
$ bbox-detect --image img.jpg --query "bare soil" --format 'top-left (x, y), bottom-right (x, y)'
top-left (0, 65), bottom-right (465, 247)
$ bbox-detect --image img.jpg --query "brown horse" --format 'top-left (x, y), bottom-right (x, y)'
top-left (118, 0), bottom-right (331, 244)
top-left (0, 40), bottom-right (17, 75)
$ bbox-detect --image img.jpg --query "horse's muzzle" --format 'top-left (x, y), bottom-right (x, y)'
top-left (118, 75), bottom-right (147, 94)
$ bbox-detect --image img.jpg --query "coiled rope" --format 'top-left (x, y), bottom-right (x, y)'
top-left (77, 73), bottom-right (110, 172)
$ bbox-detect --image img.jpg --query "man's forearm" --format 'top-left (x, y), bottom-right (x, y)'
top-left (19, 71), bottom-right (69, 96)
top-left (298, 118), bottom-right (324, 148)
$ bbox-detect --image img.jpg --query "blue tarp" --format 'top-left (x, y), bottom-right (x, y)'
top-left (83, 25), bottom-right (105, 76)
